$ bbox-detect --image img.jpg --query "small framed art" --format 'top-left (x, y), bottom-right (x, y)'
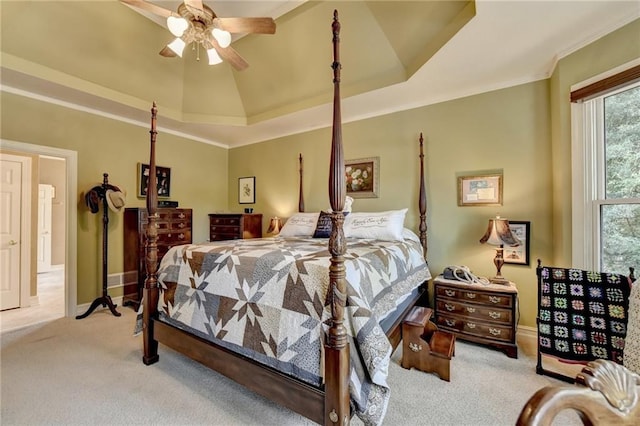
top-left (138, 163), bottom-right (171, 199)
top-left (457, 173), bottom-right (502, 206)
top-left (345, 157), bottom-right (379, 198)
top-left (505, 220), bottom-right (530, 265)
top-left (238, 176), bottom-right (255, 204)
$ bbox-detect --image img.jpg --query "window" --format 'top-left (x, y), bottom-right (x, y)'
top-left (572, 64), bottom-right (640, 274)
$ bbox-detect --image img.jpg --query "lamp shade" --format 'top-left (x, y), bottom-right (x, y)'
top-left (207, 48), bottom-right (222, 65)
top-left (167, 16), bottom-right (189, 37)
top-left (267, 217), bottom-right (283, 235)
top-left (212, 28), bottom-right (232, 48)
top-left (479, 217), bottom-right (521, 247)
top-left (167, 38), bottom-right (186, 57)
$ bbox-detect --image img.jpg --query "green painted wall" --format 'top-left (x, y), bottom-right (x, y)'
top-left (1, 93), bottom-right (227, 304)
top-left (229, 80), bottom-right (553, 328)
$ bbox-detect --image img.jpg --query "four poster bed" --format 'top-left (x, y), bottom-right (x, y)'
top-left (139, 11), bottom-right (430, 425)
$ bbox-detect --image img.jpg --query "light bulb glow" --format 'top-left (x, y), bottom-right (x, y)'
top-left (167, 16), bottom-right (188, 37)
top-left (207, 48), bottom-right (223, 65)
top-left (167, 38), bottom-right (186, 57)
top-left (212, 28), bottom-right (231, 48)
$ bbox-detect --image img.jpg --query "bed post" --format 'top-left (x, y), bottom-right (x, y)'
top-left (299, 153), bottom-right (305, 212)
top-left (418, 133), bottom-right (428, 258)
top-left (324, 10), bottom-right (350, 426)
top-left (142, 102), bottom-right (160, 365)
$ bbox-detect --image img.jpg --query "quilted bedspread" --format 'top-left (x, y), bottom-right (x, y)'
top-left (136, 235), bottom-right (430, 425)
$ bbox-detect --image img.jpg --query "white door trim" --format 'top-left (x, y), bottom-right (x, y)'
top-left (0, 139), bottom-right (78, 317)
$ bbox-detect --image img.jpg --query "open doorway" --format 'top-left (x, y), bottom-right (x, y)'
top-left (0, 140), bottom-right (77, 333)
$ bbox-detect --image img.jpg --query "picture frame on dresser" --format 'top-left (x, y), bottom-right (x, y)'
top-left (505, 221), bottom-right (530, 265)
top-left (238, 176), bottom-right (255, 204)
top-left (137, 163), bottom-right (171, 199)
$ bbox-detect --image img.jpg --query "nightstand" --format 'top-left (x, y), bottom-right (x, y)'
top-left (433, 275), bottom-right (518, 358)
top-left (208, 213), bottom-right (262, 241)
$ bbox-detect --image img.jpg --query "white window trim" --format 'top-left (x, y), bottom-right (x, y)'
top-left (571, 59), bottom-right (640, 270)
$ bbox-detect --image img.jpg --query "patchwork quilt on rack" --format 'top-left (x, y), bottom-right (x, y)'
top-left (538, 267), bottom-right (631, 364)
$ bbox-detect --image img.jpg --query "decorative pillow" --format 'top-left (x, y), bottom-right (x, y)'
top-left (624, 281), bottom-right (640, 374)
top-left (279, 212), bottom-right (320, 238)
top-left (313, 211), bottom-right (349, 238)
top-left (343, 209), bottom-right (408, 241)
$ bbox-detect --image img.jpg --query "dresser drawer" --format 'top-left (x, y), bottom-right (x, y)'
top-left (436, 285), bottom-right (513, 308)
top-left (436, 314), bottom-right (514, 343)
top-left (210, 216), bottom-right (241, 226)
top-left (436, 300), bottom-right (513, 324)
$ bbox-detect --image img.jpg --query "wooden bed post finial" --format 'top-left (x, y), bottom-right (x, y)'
top-left (418, 133), bottom-right (427, 258)
top-left (325, 10), bottom-right (350, 426)
top-left (143, 101), bottom-right (160, 365)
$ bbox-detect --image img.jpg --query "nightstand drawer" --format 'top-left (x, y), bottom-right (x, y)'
top-left (210, 216), bottom-right (241, 226)
top-left (436, 286), bottom-right (513, 308)
top-left (436, 314), bottom-right (514, 342)
top-left (436, 300), bottom-right (512, 324)
top-left (208, 213), bottom-right (262, 242)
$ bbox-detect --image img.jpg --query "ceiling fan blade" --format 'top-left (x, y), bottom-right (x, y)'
top-left (120, 0), bottom-right (173, 19)
top-left (215, 17), bottom-right (276, 35)
top-left (184, 0), bottom-right (205, 16)
top-left (159, 46), bottom-right (178, 58)
top-left (208, 38), bottom-right (249, 71)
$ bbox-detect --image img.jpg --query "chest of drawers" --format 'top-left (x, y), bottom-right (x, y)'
top-left (208, 213), bottom-right (262, 241)
top-left (123, 208), bottom-right (192, 308)
top-left (433, 276), bottom-right (518, 358)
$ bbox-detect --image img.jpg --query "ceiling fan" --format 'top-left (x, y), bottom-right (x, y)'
top-left (121, 0), bottom-right (276, 71)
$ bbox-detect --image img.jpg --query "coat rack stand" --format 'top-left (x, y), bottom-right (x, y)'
top-left (76, 173), bottom-right (121, 319)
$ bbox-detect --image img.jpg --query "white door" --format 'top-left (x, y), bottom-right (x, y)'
top-left (37, 184), bottom-right (53, 272)
top-left (0, 155), bottom-right (25, 310)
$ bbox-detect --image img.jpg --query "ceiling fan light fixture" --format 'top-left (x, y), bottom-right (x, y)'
top-left (167, 16), bottom-right (189, 37)
top-left (167, 38), bottom-right (186, 57)
top-left (212, 28), bottom-right (232, 48)
top-left (207, 48), bottom-right (223, 65)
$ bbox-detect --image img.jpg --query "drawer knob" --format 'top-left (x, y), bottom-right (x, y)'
top-left (489, 296), bottom-right (501, 304)
top-left (467, 322), bottom-right (476, 329)
top-left (444, 303), bottom-right (455, 312)
top-left (489, 311), bottom-right (502, 319)
top-left (445, 289), bottom-right (455, 297)
top-left (465, 292), bottom-right (477, 299)
top-left (178, 233), bottom-right (185, 239)
top-left (178, 223), bottom-right (185, 228)
top-left (179, 213), bottom-right (185, 218)
top-left (445, 319), bottom-right (456, 327)
top-left (466, 307), bottom-right (476, 313)
top-left (489, 328), bottom-right (501, 336)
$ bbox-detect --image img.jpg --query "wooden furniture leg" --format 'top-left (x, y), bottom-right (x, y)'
top-left (401, 306), bottom-right (455, 381)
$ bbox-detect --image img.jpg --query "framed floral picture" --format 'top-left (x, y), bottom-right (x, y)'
top-left (345, 157), bottom-right (379, 198)
top-left (238, 176), bottom-right (255, 204)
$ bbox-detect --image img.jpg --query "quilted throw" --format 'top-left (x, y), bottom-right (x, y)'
top-left (538, 267), bottom-right (631, 364)
top-left (135, 236), bottom-right (430, 426)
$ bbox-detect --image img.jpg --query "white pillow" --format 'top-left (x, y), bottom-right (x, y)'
top-left (279, 212), bottom-right (320, 237)
top-left (344, 209), bottom-right (408, 241)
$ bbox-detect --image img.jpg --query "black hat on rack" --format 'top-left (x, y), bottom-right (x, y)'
top-left (84, 185), bottom-right (103, 214)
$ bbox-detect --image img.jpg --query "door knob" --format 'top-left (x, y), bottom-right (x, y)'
top-left (9, 240), bottom-right (18, 245)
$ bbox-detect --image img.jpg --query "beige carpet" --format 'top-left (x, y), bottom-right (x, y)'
top-left (1, 308), bottom-right (581, 425)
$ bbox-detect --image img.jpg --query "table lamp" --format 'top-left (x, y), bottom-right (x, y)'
top-left (267, 217), bottom-right (283, 235)
top-left (479, 216), bottom-right (521, 284)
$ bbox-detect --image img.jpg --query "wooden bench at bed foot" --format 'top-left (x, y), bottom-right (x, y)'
top-left (401, 306), bottom-right (455, 382)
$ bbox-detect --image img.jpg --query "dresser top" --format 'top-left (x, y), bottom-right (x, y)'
top-left (434, 275), bottom-right (518, 293)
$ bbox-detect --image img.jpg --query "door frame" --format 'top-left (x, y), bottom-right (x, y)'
top-left (0, 139), bottom-right (78, 317)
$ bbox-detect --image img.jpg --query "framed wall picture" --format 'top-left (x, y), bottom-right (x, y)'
top-left (457, 173), bottom-right (503, 206)
top-left (505, 220), bottom-right (530, 265)
top-left (137, 163), bottom-right (171, 199)
top-left (238, 176), bottom-right (255, 204)
top-left (345, 157), bottom-right (379, 198)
